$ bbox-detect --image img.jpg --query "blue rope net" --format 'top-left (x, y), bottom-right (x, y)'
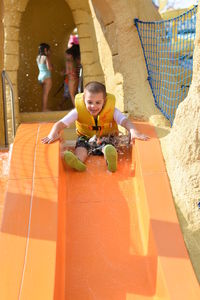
top-left (134, 6), bottom-right (197, 125)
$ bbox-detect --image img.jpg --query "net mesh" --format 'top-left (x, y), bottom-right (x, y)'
top-left (134, 5), bottom-right (197, 124)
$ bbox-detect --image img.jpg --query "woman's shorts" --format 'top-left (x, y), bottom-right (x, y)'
top-left (38, 71), bottom-right (51, 83)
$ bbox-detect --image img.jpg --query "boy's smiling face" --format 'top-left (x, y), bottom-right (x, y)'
top-left (84, 90), bottom-right (105, 117)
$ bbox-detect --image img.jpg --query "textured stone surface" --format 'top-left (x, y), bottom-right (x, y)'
top-left (3, 10), bottom-right (21, 27)
top-left (79, 37), bottom-right (95, 52)
top-left (83, 62), bottom-right (102, 76)
top-left (81, 51), bottom-right (95, 65)
top-left (162, 90), bottom-right (200, 230)
top-left (4, 40), bottom-right (19, 55)
top-left (77, 23), bottom-right (91, 38)
top-left (72, 9), bottom-right (90, 24)
top-left (104, 22), bottom-right (118, 56)
top-left (0, 0), bottom-right (4, 146)
top-left (4, 54), bottom-right (19, 70)
top-left (162, 6), bottom-right (200, 231)
top-left (89, 0), bottom-right (163, 120)
top-left (4, 27), bottom-right (20, 41)
top-left (84, 74), bottom-right (104, 84)
top-left (91, 0), bottom-right (115, 26)
top-left (67, 0), bottom-right (89, 11)
top-left (4, 0), bottom-right (28, 12)
top-left (5, 71), bottom-right (17, 85)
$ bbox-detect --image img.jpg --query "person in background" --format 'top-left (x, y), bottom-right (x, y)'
top-left (68, 34), bottom-right (79, 48)
top-left (65, 38), bottom-right (81, 106)
top-left (36, 43), bottom-right (53, 111)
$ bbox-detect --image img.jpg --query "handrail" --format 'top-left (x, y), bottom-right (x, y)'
top-left (1, 70), bottom-right (16, 146)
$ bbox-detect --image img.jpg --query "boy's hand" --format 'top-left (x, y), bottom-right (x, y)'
top-left (130, 129), bottom-right (150, 141)
top-left (41, 121), bottom-right (65, 144)
top-left (41, 133), bottom-right (60, 144)
top-left (121, 119), bottom-right (150, 142)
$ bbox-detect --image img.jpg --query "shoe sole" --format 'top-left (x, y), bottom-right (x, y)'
top-left (104, 145), bottom-right (117, 172)
top-left (64, 151), bottom-right (86, 172)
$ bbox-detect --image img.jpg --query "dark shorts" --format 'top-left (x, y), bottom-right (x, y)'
top-left (75, 135), bottom-right (116, 156)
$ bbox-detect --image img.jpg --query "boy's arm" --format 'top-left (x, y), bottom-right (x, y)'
top-left (121, 118), bottom-right (149, 141)
top-left (41, 108), bottom-right (78, 144)
top-left (41, 121), bottom-right (66, 144)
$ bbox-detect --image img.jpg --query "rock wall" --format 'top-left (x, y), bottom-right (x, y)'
top-left (89, 0), bottom-right (167, 121)
top-left (0, 0), bottom-right (4, 145)
top-left (0, 0), bottom-right (168, 143)
top-left (162, 5), bottom-right (200, 231)
top-left (2, 0), bottom-right (27, 144)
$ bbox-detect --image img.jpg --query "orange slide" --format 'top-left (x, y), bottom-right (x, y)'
top-left (0, 122), bottom-right (199, 299)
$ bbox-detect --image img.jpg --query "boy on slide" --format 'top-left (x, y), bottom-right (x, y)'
top-left (41, 81), bottom-right (149, 172)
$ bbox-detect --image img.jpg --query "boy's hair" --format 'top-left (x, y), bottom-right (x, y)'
top-left (84, 81), bottom-right (106, 98)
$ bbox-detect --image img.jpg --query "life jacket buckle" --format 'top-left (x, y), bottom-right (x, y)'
top-left (92, 125), bottom-right (102, 131)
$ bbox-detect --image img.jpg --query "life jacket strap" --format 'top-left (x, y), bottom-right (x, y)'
top-left (92, 125), bottom-right (102, 131)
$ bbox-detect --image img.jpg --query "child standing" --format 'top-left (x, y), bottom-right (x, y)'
top-left (36, 43), bottom-right (53, 111)
top-left (41, 81), bottom-right (149, 172)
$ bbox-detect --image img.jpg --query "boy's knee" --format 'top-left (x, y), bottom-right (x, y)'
top-left (75, 146), bottom-right (88, 162)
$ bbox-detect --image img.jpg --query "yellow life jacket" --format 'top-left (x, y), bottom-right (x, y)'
top-left (75, 92), bottom-right (119, 138)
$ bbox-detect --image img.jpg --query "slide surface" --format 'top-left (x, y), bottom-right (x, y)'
top-left (0, 122), bottom-right (199, 300)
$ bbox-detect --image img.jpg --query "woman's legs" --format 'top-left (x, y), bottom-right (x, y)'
top-left (68, 79), bottom-right (79, 106)
top-left (42, 77), bottom-right (52, 111)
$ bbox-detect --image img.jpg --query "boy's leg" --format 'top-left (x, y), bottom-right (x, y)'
top-left (75, 146), bottom-right (88, 162)
top-left (64, 147), bottom-right (88, 171)
top-left (102, 144), bottom-right (118, 172)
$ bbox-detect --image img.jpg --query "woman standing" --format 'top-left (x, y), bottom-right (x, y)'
top-left (36, 43), bottom-right (53, 111)
top-left (65, 43), bottom-right (81, 106)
